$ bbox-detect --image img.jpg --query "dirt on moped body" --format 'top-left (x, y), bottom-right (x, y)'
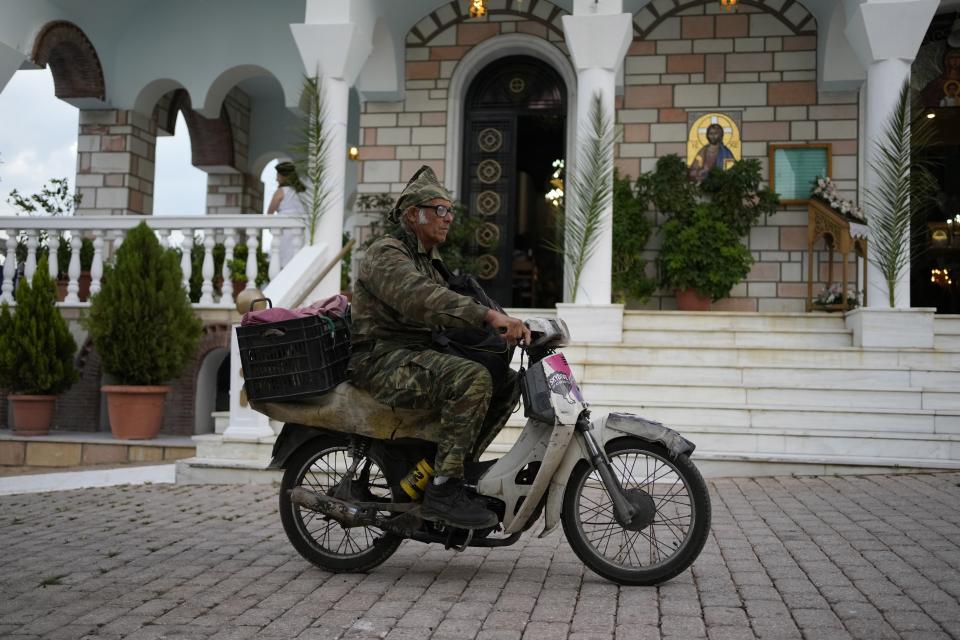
top-left (254, 317), bottom-right (711, 586)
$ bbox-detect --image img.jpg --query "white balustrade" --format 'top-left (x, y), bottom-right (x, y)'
top-left (0, 214), bottom-right (304, 309)
top-left (221, 230), bottom-right (236, 308)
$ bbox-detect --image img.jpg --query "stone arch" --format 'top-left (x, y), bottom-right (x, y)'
top-left (168, 323), bottom-right (232, 436)
top-left (200, 64), bottom-right (283, 119)
top-left (443, 33), bottom-right (577, 200)
top-left (166, 89), bottom-right (236, 170)
top-left (633, 0), bottom-right (817, 39)
top-left (251, 151), bottom-right (292, 179)
top-left (134, 78), bottom-right (185, 122)
top-left (407, 0), bottom-right (568, 46)
top-left (357, 17), bottom-right (403, 100)
top-left (31, 20), bottom-right (106, 104)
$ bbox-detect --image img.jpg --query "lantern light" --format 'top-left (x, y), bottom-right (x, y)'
top-left (720, 0), bottom-right (737, 11)
top-left (469, 0), bottom-right (486, 18)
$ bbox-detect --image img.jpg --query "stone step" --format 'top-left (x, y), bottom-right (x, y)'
top-left (621, 329), bottom-right (852, 349)
top-left (578, 364), bottom-right (960, 390)
top-left (934, 334), bottom-right (960, 351)
top-left (579, 382), bottom-right (930, 410)
top-left (192, 434), bottom-right (275, 461)
top-left (488, 425), bottom-right (960, 471)
top-left (0, 431), bottom-right (195, 468)
top-left (623, 310), bottom-right (847, 332)
top-left (497, 401), bottom-right (960, 437)
top-left (561, 344), bottom-right (958, 372)
top-left (933, 315), bottom-right (960, 335)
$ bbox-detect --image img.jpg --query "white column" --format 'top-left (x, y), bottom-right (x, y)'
top-left (561, 6), bottom-right (632, 306)
top-left (843, 0), bottom-right (938, 308)
top-left (556, 4), bottom-right (631, 343)
top-left (291, 2), bottom-right (374, 299)
top-left (314, 76), bottom-right (349, 297)
top-left (863, 58), bottom-right (911, 308)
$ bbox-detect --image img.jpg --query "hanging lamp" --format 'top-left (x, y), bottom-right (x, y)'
top-left (720, 0), bottom-right (737, 11)
top-left (469, 0), bottom-right (487, 18)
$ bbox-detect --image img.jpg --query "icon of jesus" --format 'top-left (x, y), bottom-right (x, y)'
top-left (688, 123), bottom-right (736, 183)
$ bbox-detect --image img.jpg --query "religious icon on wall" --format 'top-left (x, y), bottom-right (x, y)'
top-left (686, 112), bottom-right (742, 183)
top-left (921, 48), bottom-right (960, 108)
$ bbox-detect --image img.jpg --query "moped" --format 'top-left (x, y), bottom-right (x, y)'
top-left (255, 317), bottom-right (711, 586)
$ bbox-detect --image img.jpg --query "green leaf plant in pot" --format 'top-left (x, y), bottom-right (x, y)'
top-left (658, 204), bottom-right (754, 310)
top-left (84, 222), bottom-right (202, 439)
top-left (649, 155), bottom-right (778, 310)
top-left (0, 257), bottom-right (79, 435)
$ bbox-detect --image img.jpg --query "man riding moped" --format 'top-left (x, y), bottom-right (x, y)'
top-left (349, 165), bottom-right (530, 530)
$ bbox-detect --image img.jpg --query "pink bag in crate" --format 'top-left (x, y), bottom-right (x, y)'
top-left (241, 294), bottom-right (350, 326)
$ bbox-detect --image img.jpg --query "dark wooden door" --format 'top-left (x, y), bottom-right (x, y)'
top-left (461, 56), bottom-right (566, 308)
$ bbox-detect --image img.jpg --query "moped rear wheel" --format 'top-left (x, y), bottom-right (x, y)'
top-left (279, 435), bottom-right (403, 573)
top-left (561, 437), bottom-right (711, 586)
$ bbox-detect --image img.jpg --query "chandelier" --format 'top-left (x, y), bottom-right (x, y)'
top-left (469, 0), bottom-right (487, 18)
top-left (720, 0), bottom-right (737, 11)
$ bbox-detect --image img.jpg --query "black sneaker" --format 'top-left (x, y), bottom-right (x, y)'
top-left (421, 478), bottom-right (498, 529)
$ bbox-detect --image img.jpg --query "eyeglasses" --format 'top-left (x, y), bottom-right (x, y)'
top-left (419, 204), bottom-right (454, 219)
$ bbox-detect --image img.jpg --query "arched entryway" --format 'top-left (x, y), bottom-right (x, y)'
top-left (461, 55), bottom-right (566, 308)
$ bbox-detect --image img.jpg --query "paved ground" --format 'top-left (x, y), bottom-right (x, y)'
top-left (1, 472), bottom-right (958, 640)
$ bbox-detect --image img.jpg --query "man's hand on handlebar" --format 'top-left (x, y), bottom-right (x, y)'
top-left (484, 309), bottom-right (531, 347)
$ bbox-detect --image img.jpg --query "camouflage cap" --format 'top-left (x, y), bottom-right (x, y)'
top-left (388, 165), bottom-right (453, 223)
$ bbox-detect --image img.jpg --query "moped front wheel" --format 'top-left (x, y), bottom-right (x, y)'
top-left (561, 437), bottom-right (711, 586)
top-left (279, 435), bottom-right (403, 573)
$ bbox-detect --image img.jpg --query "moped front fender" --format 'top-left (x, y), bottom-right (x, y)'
top-left (539, 412), bottom-right (696, 538)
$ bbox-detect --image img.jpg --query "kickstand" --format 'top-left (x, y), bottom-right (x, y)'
top-left (444, 528), bottom-right (474, 552)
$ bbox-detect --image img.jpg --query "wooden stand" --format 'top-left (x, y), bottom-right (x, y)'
top-left (806, 198), bottom-right (868, 312)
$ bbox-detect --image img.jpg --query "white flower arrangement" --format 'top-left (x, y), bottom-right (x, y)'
top-left (811, 176), bottom-right (866, 223)
top-left (814, 283), bottom-right (861, 307)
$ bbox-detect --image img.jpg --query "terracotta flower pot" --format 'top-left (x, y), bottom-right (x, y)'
top-left (8, 395), bottom-right (57, 436)
top-left (102, 385), bottom-right (171, 440)
top-left (675, 288), bottom-right (711, 311)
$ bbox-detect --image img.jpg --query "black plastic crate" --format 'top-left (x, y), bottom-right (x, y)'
top-left (237, 312), bottom-right (351, 402)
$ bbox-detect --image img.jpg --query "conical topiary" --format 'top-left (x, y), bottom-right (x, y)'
top-left (0, 256), bottom-right (79, 395)
top-left (85, 222), bottom-right (202, 385)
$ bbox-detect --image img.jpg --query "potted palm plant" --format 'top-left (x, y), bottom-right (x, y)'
top-left (84, 222), bottom-right (202, 439)
top-left (0, 257), bottom-right (78, 435)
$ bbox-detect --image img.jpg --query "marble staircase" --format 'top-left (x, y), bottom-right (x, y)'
top-left (177, 310), bottom-right (960, 483)
top-left (490, 312), bottom-right (960, 476)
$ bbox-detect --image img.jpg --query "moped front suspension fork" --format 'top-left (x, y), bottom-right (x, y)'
top-left (575, 411), bottom-right (637, 527)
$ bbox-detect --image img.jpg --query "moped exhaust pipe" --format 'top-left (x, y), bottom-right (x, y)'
top-left (289, 487), bottom-right (365, 526)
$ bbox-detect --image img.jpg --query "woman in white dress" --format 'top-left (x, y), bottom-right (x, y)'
top-left (266, 161), bottom-right (305, 267)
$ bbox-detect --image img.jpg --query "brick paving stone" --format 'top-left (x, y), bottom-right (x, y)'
top-left (1, 473), bottom-right (958, 639)
top-left (705, 626), bottom-right (755, 640)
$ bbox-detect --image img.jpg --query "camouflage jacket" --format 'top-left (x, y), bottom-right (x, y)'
top-left (350, 224), bottom-right (489, 360)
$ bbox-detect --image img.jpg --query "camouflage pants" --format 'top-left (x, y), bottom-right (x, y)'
top-left (353, 347), bottom-right (519, 477)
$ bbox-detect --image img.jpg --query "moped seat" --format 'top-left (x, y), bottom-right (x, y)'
top-left (251, 381), bottom-right (444, 443)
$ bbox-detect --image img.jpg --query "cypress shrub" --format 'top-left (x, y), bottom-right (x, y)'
top-left (0, 257), bottom-right (78, 394)
top-left (85, 222), bottom-right (202, 385)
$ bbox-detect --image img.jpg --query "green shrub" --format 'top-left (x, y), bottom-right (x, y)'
top-left (228, 243), bottom-right (269, 288)
top-left (649, 154), bottom-right (779, 300)
top-left (658, 204), bottom-right (754, 301)
top-left (611, 170), bottom-right (655, 304)
top-left (84, 222), bottom-right (202, 385)
top-left (0, 257), bottom-right (78, 394)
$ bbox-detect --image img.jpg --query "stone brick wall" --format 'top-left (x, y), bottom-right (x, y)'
top-left (352, 0), bottom-right (861, 311)
top-left (75, 110), bottom-right (157, 215)
top-left (622, 2), bottom-right (860, 311)
top-left (354, 2), bottom-right (569, 196)
top-left (207, 88), bottom-right (261, 215)
top-left (162, 323), bottom-right (231, 436)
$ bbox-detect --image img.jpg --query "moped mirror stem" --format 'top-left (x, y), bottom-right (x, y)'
top-left (575, 411), bottom-right (638, 527)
